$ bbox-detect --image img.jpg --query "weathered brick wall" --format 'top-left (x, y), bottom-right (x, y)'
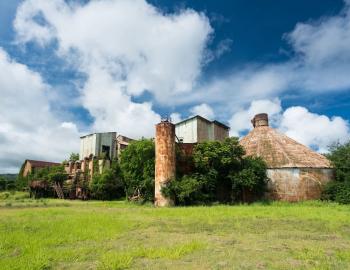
top-left (267, 168), bottom-right (334, 201)
top-left (155, 121), bottom-right (176, 206)
top-left (177, 143), bottom-right (195, 156)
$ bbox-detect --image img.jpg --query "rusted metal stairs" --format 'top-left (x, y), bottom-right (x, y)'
top-left (53, 182), bottom-right (64, 199)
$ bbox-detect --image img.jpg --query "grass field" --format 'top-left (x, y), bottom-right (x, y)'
top-left (1, 192), bottom-right (350, 270)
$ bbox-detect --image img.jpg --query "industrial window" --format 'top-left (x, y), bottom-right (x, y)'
top-left (101, 145), bottom-right (110, 158)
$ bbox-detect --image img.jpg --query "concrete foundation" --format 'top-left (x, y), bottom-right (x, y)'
top-left (155, 120), bottom-right (176, 207)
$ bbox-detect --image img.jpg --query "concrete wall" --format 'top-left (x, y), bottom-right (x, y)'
top-left (267, 168), bottom-right (334, 201)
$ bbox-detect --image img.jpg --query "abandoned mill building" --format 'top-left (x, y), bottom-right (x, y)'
top-left (175, 115), bottom-right (229, 143)
top-left (155, 115), bottom-right (230, 206)
top-left (79, 132), bottom-right (134, 160)
top-left (239, 113), bottom-right (334, 202)
top-left (154, 113), bottom-right (334, 206)
top-left (25, 113), bottom-right (333, 203)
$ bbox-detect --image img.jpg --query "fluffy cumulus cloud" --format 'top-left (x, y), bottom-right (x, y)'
top-left (177, 0), bottom-right (350, 110)
top-left (14, 0), bottom-right (213, 137)
top-left (170, 113), bottom-right (182, 124)
top-left (0, 48), bottom-right (80, 173)
top-left (230, 99), bottom-right (350, 152)
top-left (6, 0), bottom-right (350, 171)
top-left (229, 98), bottom-right (282, 136)
top-left (279, 107), bottom-right (350, 152)
top-left (190, 103), bottom-right (215, 120)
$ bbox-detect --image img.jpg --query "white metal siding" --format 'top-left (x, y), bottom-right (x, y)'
top-left (175, 117), bottom-right (229, 143)
top-left (79, 132), bottom-right (116, 160)
top-left (79, 134), bottom-right (97, 160)
top-left (175, 118), bottom-right (198, 143)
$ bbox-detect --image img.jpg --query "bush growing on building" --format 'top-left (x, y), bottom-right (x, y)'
top-left (24, 165), bottom-right (67, 198)
top-left (163, 137), bottom-right (268, 205)
top-left (322, 141), bottom-right (350, 204)
top-left (119, 139), bottom-right (155, 202)
top-left (69, 153), bottom-right (80, 162)
top-left (28, 165), bottom-right (67, 184)
top-left (89, 161), bottom-right (124, 200)
top-left (47, 166), bottom-right (67, 184)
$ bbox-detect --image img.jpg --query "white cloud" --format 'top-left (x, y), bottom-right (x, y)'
top-left (190, 103), bottom-right (215, 120)
top-left (229, 98), bottom-right (282, 136)
top-left (170, 113), bottom-right (182, 124)
top-left (81, 67), bottom-right (160, 138)
top-left (172, 0), bottom-right (350, 110)
top-left (8, 0), bottom-right (350, 168)
top-left (230, 99), bottom-right (350, 152)
top-left (14, 0), bottom-right (213, 138)
top-left (280, 107), bottom-right (350, 153)
top-left (0, 48), bottom-right (80, 173)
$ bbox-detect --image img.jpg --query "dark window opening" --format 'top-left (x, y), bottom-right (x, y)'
top-left (102, 145), bottom-right (110, 159)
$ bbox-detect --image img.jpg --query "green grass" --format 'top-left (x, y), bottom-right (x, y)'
top-left (1, 192), bottom-right (350, 269)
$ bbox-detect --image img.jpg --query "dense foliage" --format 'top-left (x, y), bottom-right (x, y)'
top-left (0, 175), bottom-right (16, 191)
top-left (13, 137), bottom-right (267, 204)
top-left (89, 161), bottom-right (124, 200)
top-left (16, 163), bottom-right (67, 191)
top-left (163, 137), bottom-right (268, 205)
top-left (322, 141), bottom-right (350, 204)
top-left (69, 153), bottom-right (80, 162)
top-left (30, 165), bottom-right (67, 184)
top-left (119, 139), bottom-right (155, 202)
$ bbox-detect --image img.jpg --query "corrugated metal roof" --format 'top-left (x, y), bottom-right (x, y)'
top-left (26, 160), bottom-right (61, 167)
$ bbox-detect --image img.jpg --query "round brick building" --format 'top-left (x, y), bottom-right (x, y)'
top-left (240, 113), bottom-right (334, 202)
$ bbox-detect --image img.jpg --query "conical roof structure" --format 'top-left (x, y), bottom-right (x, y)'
top-left (239, 114), bottom-right (331, 168)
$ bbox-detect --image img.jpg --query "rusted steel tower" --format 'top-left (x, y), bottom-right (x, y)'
top-left (155, 119), bottom-right (176, 206)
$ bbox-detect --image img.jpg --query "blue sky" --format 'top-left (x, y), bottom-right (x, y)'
top-left (1, 0), bottom-right (350, 172)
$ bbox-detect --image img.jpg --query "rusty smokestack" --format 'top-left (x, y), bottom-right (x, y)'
top-left (251, 113), bottom-right (269, 128)
top-left (155, 120), bottom-right (175, 207)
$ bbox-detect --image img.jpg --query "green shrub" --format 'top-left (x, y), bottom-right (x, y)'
top-left (321, 141), bottom-right (350, 204)
top-left (119, 139), bottom-right (155, 202)
top-left (230, 157), bottom-right (267, 202)
top-left (322, 181), bottom-right (350, 204)
top-left (69, 153), bottom-right (79, 162)
top-left (163, 138), bottom-right (268, 205)
top-left (89, 162), bottom-right (124, 200)
top-left (0, 192), bottom-right (10, 200)
top-left (327, 141), bottom-right (350, 183)
top-left (0, 177), bottom-right (6, 191)
top-left (162, 175), bottom-right (208, 205)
